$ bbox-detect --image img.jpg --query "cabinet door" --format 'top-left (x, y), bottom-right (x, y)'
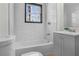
top-left (53, 33), bottom-right (62, 56)
top-left (62, 35), bottom-right (75, 56)
top-left (53, 33), bottom-right (75, 56)
top-left (75, 36), bottom-right (79, 56)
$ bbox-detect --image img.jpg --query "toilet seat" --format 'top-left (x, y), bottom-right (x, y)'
top-left (21, 52), bottom-right (43, 56)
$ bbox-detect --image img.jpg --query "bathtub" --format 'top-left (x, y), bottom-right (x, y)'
top-left (15, 40), bottom-right (54, 56)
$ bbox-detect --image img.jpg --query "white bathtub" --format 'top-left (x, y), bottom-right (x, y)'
top-left (15, 40), bottom-right (54, 56)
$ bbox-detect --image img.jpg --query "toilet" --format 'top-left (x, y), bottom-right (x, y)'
top-left (21, 52), bottom-right (43, 56)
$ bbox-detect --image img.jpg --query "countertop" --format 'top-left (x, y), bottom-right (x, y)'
top-left (53, 31), bottom-right (79, 36)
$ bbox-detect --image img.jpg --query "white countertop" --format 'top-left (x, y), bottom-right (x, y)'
top-left (54, 31), bottom-right (79, 36)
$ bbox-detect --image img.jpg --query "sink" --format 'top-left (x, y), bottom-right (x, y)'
top-left (0, 35), bottom-right (15, 56)
top-left (54, 31), bottom-right (79, 36)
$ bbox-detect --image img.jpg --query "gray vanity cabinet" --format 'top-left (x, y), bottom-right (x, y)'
top-left (53, 32), bottom-right (79, 56)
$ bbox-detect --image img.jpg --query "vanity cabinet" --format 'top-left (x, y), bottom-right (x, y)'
top-left (53, 31), bottom-right (79, 56)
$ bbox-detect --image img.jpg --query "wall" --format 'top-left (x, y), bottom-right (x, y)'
top-left (14, 3), bottom-right (46, 42)
top-left (0, 4), bottom-right (15, 56)
top-left (64, 3), bottom-right (79, 32)
top-left (0, 3), bottom-right (9, 36)
top-left (46, 3), bottom-right (57, 41)
top-left (64, 3), bottom-right (73, 28)
top-left (56, 3), bottom-right (64, 31)
top-left (8, 3), bottom-right (14, 35)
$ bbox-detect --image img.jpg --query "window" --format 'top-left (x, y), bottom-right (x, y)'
top-left (25, 3), bottom-right (42, 23)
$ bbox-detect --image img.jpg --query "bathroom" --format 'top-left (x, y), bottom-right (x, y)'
top-left (0, 3), bottom-right (79, 56)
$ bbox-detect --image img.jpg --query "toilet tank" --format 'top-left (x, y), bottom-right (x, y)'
top-left (0, 35), bottom-right (15, 56)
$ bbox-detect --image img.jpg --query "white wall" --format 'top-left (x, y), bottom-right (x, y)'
top-left (8, 3), bottom-right (14, 35)
top-left (64, 3), bottom-right (73, 28)
top-left (0, 3), bottom-right (9, 36)
top-left (14, 3), bottom-right (46, 42)
top-left (56, 3), bottom-right (64, 31)
top-left (0, 4), bottom-right (15, 56)
top-left (46, 3), bottom-right (57, 41)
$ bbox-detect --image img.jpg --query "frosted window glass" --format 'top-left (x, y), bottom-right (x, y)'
top-left (25, 3), bottom-right (42, 23)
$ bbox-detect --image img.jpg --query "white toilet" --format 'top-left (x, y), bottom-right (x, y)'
top-left (21, 52), bottom-right (43, 56)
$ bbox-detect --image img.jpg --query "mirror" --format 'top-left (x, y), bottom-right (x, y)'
top-left (64, 3), bottom-right (79, 32)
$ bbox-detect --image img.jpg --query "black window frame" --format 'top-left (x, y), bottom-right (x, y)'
top-left (25, 3), bottom-right (42, 23)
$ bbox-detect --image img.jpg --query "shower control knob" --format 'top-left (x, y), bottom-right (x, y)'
top-left (48, 22), bottom-right (51, 25)
top-left (47, 33), bottom-right (51, 35)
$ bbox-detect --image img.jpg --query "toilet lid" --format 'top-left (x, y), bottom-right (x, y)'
top-left (21, 52), bottom-right (43, 56)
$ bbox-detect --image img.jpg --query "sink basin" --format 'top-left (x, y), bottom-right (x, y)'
top-left (0, 35), bottom-right (15, 56)
top-left (0, 35), bottom-right (15, 46)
